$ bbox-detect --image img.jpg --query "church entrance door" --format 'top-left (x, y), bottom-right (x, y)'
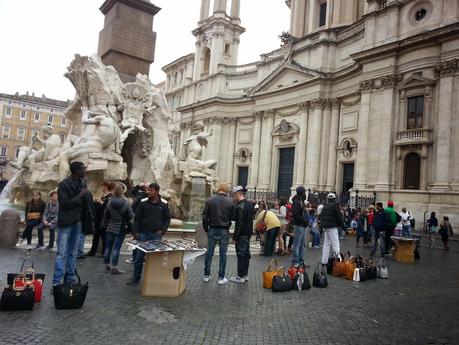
top-left (277, 147), bottom-right (295, 198)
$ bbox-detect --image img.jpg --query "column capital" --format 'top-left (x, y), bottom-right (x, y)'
top-left (298, 101), bottom-right (309, 111)
top-left (434, 58), bottom-right (458, 78)
top-left (330, 98), bottom-right (341, 109)
top-left (310, 98), bottom-right (325, 109)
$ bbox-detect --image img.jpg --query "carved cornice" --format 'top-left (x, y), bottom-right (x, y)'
top-left (330, 98), bottom-right (341, 108)
top-left (359, 73), bottom-right (402, 93)
top-left (310, 98), bottom-right (325, 109)
top-left (434, 59), bottom-right (458, 78)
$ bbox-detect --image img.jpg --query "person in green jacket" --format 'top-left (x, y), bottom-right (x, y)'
top-left (384, 201), bottom-right (397, 255)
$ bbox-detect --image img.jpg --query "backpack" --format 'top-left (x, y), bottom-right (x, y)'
top-left (286, 203), bottom-right (293, 223)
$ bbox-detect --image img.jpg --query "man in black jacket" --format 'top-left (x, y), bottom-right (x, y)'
top-left (52, 161), bottom-right (90, 285)
top-left (370, 202), bottom-right (388, 258)
top-left (291, 186), bottom-right (308, 266)
top-left (202, 183), bottom-right (234, 285)
top-left (127, 183), bottom-right (171, 285)
top-left (320, 193), bottom-right (345, 265)
top-left (125, 183), bottom-right (148, 264)
top-left (229, 186), bottom-right (254, 284)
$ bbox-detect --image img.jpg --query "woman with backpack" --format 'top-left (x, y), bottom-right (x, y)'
top-left (102, 184), bottom-right (134, 274)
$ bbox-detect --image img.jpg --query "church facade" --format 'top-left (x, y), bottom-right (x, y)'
top-left (162, 0), bottom-right (459, 223)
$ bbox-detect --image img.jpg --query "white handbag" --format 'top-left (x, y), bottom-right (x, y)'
top-left (352, 268), bottom-right (360, 282)
top-left (377, 258), bottom-right (389, 279)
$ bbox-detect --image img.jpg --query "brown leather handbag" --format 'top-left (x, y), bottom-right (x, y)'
top-left (331, 252), bottom-right (346, 277)
top-left (263, 258), bottom-right (279, 289)
top-left (344, 252), bottom-right (356, 280)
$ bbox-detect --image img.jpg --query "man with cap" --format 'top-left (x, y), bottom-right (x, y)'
top-left (320, 193), bottom-right (345, 266)
top-left (291, 186), bottom-right (309, 266)
top-left (384, 200), bottom-right (397, 255)
top-left (127, 183), bottom-right (171, 285)
top-left (229, 186), bottom-right (254, 284)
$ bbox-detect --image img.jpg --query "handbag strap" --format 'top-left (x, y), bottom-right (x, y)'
top-left (20, 253), bottom-right (35, 272)
top-left (12, 275), bottom-right (26, 291)
top-left (267, 258), bottom-right (278, 272)
top-left (63, 269), bottom-right (82, 285)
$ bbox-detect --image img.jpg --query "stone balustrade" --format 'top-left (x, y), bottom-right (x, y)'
top-left (394, 128), bottom-right (432, 146)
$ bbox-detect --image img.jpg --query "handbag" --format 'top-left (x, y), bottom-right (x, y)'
top-left (272, 267), bottom-right (293, 292)
top-left (313, 262), bottom-right (328, 288)
top-left (332, 253), bottom-right (346, 277)
top-left (377, 258), bottom-right (389, 279)
top-left (293, 270), bottom-right (311, 291)
top-left (414, 246), bottom-right (420, 260)
top-left (7, 256), bottom-right (45, 301)
top-left (53, 270), bottom-right (89, 309)
top-left (263, 258), bottom-right (279, 289)
top-left (327, 252), bottom-right (337, 274)
top-left (352, 268), bottom-right (361, 282)
top-left (344, 252), bottom-right (356, 280)
top-left (0, 275), bottom-right (35, 311)
top-left (365, 260), bottom-right (377, 280)
top-left (255, 211), bottom-right (268, 233)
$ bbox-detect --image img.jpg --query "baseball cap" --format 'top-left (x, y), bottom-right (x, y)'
top-left (387, 200), bottom-right (394, 207)
top-left (232, 186), bottom-right (247, 194)
top-left (327, 193), bottom-right (336, 199)
top-left (296, 186), bottom-right (306, 194)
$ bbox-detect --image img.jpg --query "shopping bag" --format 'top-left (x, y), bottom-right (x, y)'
top-left (53, 270), bottom-right (89, 309)
top-left (0, 275), bottom-right (35, 311)
top-left (263, 259), bottom-right (279, 289)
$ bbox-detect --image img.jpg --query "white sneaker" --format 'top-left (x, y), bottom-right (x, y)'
top-left (217, 277), bottom-right (228, 285)
top-left (16, 239), bottom-right (24, 247)
top-left (242, 276), bottom-right (249, 282)
top-left (26, 245), bottom-right (33, 250)
top-left (229, 276), bottom-right (246, 284)
top-left (203, 275), bottom-right (210, 282)
top-left (125, 258), bottom-right (134, 264)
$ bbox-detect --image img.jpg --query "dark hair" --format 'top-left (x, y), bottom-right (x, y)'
top-left (279, 197), bottom-right (287, 206)
top-left (443, 216), bottom-right (449, 221)
top-left (431, 212), bottom-right (436, 218)
top-left (69, 161), bottom-right (85, 174)
top-left (101, 181), bottom-right (115, 190)
top-left (376, 202), bottom-right (383, 208)
top-left (148, 183), bottom-right (160, 192)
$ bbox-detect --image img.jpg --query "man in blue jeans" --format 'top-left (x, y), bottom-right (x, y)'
top-left (291, 186), bottom-right (308, 266)
top-left (127, 183), bottom-right (171, 285)
top-left (202, 184), bottom-right (234, 285)
top-left (52, 161), bottom-right (89, 285)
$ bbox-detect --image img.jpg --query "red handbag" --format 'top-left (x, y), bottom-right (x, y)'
top-left (24, 268), bottom-right (43, 303)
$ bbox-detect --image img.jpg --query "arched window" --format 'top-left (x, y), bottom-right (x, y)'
top-left (202, 47), bottom-right (211, 76)
top-left (403, 152), bottom-right (421, 190)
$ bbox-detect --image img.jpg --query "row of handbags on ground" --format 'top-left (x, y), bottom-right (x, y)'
top-left (0, 254), bottom-right (89, 311)
top-left (327, 251), bottom-right (388, 282)
top-left (262, 259), bottom-right (329, 291)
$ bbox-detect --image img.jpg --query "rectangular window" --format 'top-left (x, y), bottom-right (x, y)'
top-left (34, 112), bottom-right (40, 121)
top-left (48, 115), bottom-right (53, 123)
top-left (319, 2), bottom-right (327, 27)
top-left (20, 110), bottom-right (27, 120)
top-left (4, 106), bottom-right (12, 117)
top-left (407, 95), bottom-right (424, 129)
top-left (17, 127), bottom-right (25, 141)
top-left (0, 146), bottom-right (7, 157)
top-left (2, 126), bottom-right (10, 139)
top-left (61, 117), bottom-right (66, 126)
top-left (224, 43), bottom-right (230, 54)
top-left (60, 134), bottom-right (65, 143)
top-left (15, 147), bottom-right (21, 158)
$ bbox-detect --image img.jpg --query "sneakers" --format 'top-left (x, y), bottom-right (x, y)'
top-left (105, 265), bottom-right (111, 273)
top-left (217, 277), bottom-right (228, 285)
top-left (203, 275), bottom-right (210, 282)
top-left (312, 245), bottom-right (320, 249)
top-left (111, 268), bottom-right (125, 275)
top-left (16, 239), bottom-right (24, 247)
top-left (126, 277), bottom-right (140, 286)
top-left (242, 276), bottom-right (249, 282)
top-left (125, 258), bottom-right (135, 264)
top-left (26, 244), bottom-right (33, 250)
top-left (229, 276), bottom-right (246, 284)
top-left (35, 245), bottom-right (46, 250)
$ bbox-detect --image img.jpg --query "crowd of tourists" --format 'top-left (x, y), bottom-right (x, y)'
top-left (13, 161), bottom-right (455, 288)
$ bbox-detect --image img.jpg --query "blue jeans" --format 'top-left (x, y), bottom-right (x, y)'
top-left (292, 225), bottom-right (306, 265)
top-left (204, 228), bottom-right (229, 279)
top-left (310, 226), bottom-right (320, 247)
top-left (371, 230), bottom-right (386, 258)
top-left (52, 222), bottom-right (82, 285)
top-left (77, 232), bottom-right (86, 256)
top-left (104, 232), bottom-right (126, 267)
top-left (402, 224), bottom-right (411, 237)
top-left (133, 232), bottom-right (162, 282)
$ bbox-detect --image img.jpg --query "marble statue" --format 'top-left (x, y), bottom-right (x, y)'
top-left (10, 124), bottom-right (61, 171)
top-left (182, 122), bottom-right (217, 170)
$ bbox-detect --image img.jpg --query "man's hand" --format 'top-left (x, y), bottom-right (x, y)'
top-left (43, 221), bottom-right (49, 227)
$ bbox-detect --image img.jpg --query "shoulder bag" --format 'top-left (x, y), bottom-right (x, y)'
top-left (313, 262), bottom-right (328, 288)
top-left (53, 270), bottom-right (89, 309)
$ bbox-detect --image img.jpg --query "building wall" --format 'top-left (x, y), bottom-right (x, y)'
top-left (0, 93), bottom-right (70, 178)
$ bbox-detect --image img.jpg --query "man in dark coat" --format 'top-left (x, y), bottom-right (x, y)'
top-left (320, 193), bottom-right (344, 265)
top-left (291, 186), bottom-right (308, 266)
top-left (370, 202), bottom-right (389, 258)
top-left (52, 161), bottom-right (90, 285)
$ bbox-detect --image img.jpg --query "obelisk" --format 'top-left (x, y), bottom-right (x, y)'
top-left (98, 0), bottom-right (160, 82)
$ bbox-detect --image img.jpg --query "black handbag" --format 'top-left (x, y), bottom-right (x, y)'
top-left (365, 260), bottom-right (377, 280)
top-left (327, 252), bottom-right (337, 274)
top-left (414, 246), bottom-right (420, 260)
top-left (53, 270), bottom-right (89, 309)
top-left (0, 275), bottom-right (35, 311)
top-left (313, 262), bottom-right (328, 288)
top-left (293, 271), bottom-right (311, 291)
top-left (7, 256), bottom-right (45, 286)
top-left (272, 267), bottom-right (293, 292)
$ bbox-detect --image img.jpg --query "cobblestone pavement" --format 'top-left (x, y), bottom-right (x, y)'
top-left (0, 236), bottom-right (458, 345)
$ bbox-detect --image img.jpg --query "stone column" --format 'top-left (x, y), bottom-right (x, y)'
top-left (249, 113), bottom-right (262, 188)
top-left (354, 85), bottom-right (372, 189)
top-left (432, 68), bottom-right (455, 191)
top-left (307, 0), bottom-right (318, 33)
top-left (213, 0), bottom-right (227, 13)
top-left (318, 100), bottom-right (332, 189)
top-left (305, 98), bottom-right (323, 189)
top-left (375, 84), bottom-right (396, 190)
top-left (291, 0), bottom-right (306, 37)
top-left (258, 110), bottom-right (275, 189)
top-left (325, 99), bottom-right (340, 191)
top-left (230, 0), bottom-right (241, 19)
top-left (228, 118), bottom-right (237, 184)
top-left (200, 0), bottom-right (210, 21)
top-left (295, 103), bottom-right (309, 187)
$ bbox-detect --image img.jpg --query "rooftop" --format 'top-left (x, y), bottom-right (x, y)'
top-left (0, 92), bottom-right (70, 109)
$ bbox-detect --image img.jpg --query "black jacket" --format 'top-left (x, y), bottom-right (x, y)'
top-left (133, 197), bottom-right (171, 234)
top-left (131, 185), bottom-right (147, 214)
top-left (233, 199), bottom-right (254, 240)
top-left (81, 192), bottom-right (95, 235)
top-left (57, 177), bottom-right (84, 228)
top-left (94, 193), bottom-right (112, 231)
top-left (291, 194), bottom-right (308, 227)
top-left (202, 192), bottom-right (234, 231)
top-left (25, 200), bottom-right (46, 221)
top-left (320, 202), bottom-right (344, 229)
top-left (373, 210), bottom-right (389, 232)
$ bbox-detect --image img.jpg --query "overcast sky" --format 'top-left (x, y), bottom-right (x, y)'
top-left (0, 0), bottom-right (290, 101)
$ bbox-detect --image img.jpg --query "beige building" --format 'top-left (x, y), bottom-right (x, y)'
top-left (0, 92), bottom-right (70, 178)
top-left (163, 0), bottom-right (459, 225)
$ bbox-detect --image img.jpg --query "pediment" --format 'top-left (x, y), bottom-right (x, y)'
top-left (398, 74), bottom-right (436, 90)
top-left (248, 62), bottom-right (321, 95)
